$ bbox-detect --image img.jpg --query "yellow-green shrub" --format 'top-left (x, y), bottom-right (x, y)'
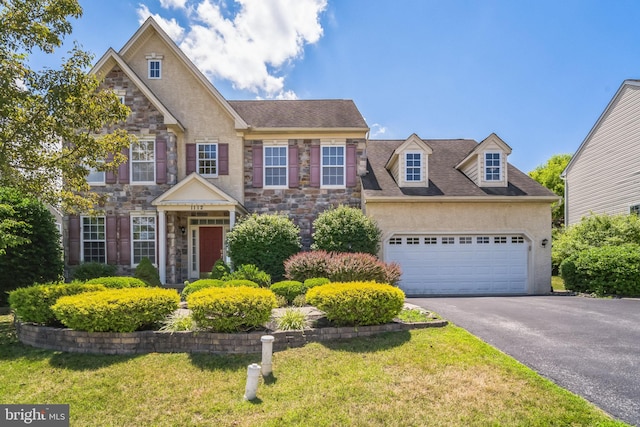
top-left (306, 282), bottom-right (405, 326)
top-left (187, 286), bottom-right (277, 332)
top-left (85, 276), bottom-right (148, 288)
top-left (51, 288), bottom-right (180, 332)
top-left (9, 283), bottom-right (107, 325)
top-left (181, 279), bottom-right (225, 299)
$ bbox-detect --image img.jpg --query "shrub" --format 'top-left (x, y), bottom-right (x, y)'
top-left (222, 279), bottom-right (259, 288)
top-left (552, 213), bottom-right (640, 271)
top-left (181, 279), bottom-right (225, 299)
top-left (312, 205), bottom-right (382, 255)
top-left (187, 286), bottom-right (277, 332)
top-left (211, 259), bottom-right (231, 279)
top-left (275, 294), bottom-right (288, 308)
top-left (285, 251), bottom-right (401, 285)
top-left (276, 308), bottom-right (308, 331)
top-left (304, 277), bottom-right (330, 289)
top-left (85, 276), bottom-right (148, 288)
top-left (270, 280), bottom-right (305, 304)
top-left (0, 187), bottom-right (63, 304)
top-left (222, 264), bottom-right (271, 287)
top-left (9, 283), bottom-right (106, 325)
top-left (51, 288), bottom-right (180, 332)
top-left (560, 244), bottom-right (640, 296)
top-left (72, 262), bottom-right (117, 281)
top-left (306, 282), bottom-right (405, 326)
top-left (292, 294), bottom-right (306, 307)
top-left (227, 213), bottom-right (301, 281)
top-left (134, 257), bottom-right (161, 286)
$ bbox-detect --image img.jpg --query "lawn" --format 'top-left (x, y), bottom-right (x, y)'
top-left (0, 314), bottom-right (627, 426)
top-left (552, 275), bottom-right (566, 291)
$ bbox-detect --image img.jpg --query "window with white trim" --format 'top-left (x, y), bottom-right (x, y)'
top-left (485, 152), bottom-right (501, 181)
top-left (511, 236), bottom-right (525, 244)
top-left (86, 163), bottom-right (105, 185)
top-left (424, 237), bottom-right (437, 244)
top-left (405, 152), bottom-right (422, 182)
top-left (389, 237), bottom-right (402, 245)
top-left (321, 145), bottom-right (345, 187)
top-left (148, 60), bottom-right (161, 79)
top-left (442, 237), bottom-right (455, 245)
top-left (131, 139), bottom-right (155, 183)
top-left (494, 236), bottom-right (507, 244)
top-left (197, 143), bottom-right (217, 177)
top-left (631, 204), bottom-right (640, 216)
top-left (459, 237), bottom-right (472, 244)
top-left (407, 237), bottom-right (420, 245)
top-left (82, 216), bottom-right (106, 263)
top-left (132, 215), bottom-right (156, 265)
top-left (477, 236), bottom-right (490, 244)
top-left (264, 145), bottom-right (288, 187)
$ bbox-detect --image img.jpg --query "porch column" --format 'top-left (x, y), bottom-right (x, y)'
top-left (230, 209), bottom-right (236, 229)
top-left (158, 209), bottom-right (167, 284)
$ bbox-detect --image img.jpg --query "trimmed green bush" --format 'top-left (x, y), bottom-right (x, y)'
top-left (312, 205), bottom-right (382, 255)
top-left (227, 213), bottom-right (301, 281)
top-left (181, 279), bottom-right (225, 299)
top-left (270, 280), bottom-right (305, 304)
top-left (304, 277), bottom-right (330, 289)
top-left (306, 282), bottom-right (405, 326)
top-left (285, 251), bottom-right (401, 285)
top-left (0, 187), bottom-right (64, 305)
top-left (72, 262), bottom-right (117, 281)
top-left (134, 257), bottom-right (161, 286)
top-left (9, 283), bottom-right (106, 325)
top-left (187, 286), bottom-right (277, 332)
top-left (211, 259), bottom-right (231, 279)
top-left (51, 288), bottom-right (180, 332)
top-left (85, 276), bottom-right (148, 288)
top-left (560, 244), bottom-right (640, 296)
top-left (222, 279), bottom-right (259, 288)
top-left (222, 264), bottom-right (271, 287)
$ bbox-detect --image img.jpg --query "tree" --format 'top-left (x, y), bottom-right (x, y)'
top-left (528, 154), bottom-right (571, 227)
top-left (0, 0), bottom-right (133, 217)
top-left (311, 205), bottom-right (382, 255)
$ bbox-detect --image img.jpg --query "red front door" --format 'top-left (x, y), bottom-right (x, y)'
top-left (199, 227), bottom-right (223, 274)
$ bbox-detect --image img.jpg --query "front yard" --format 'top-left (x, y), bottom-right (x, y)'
top-left (0, 314), bottom-right (626, 426)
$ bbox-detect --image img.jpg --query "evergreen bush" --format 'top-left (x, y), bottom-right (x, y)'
top-left (211, 259), bottom-right (231, 279)
top-left (181, 279), bottom-right (225, 299)
top-left (222, 264), bottom-right (271, 287)
top-left (311, 205), bottom-right (381, 255)
top-left (270, 280), bottom-right (305, 304)
top-left (134, 257), bottom-right (161, 286)
top-left (72, 262), bottom-right (117, 281)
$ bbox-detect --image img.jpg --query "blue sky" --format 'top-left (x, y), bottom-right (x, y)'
top-left (28, 0), bottom-right (640, 173)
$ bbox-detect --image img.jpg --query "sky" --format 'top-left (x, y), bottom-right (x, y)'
top-left (26, 0), bottom-right (640, 173)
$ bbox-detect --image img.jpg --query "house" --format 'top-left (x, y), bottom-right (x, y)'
top-left (64, 17), bottom-right (556, 295)
top-left (563, 80), bottom-right (640, 225)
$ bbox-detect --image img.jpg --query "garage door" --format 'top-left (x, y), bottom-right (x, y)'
top-left (385, 235), bottom-right (529, 296)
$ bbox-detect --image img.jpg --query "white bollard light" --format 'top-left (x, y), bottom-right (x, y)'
top-left (261, 335), bottom-right (275, 376)
top-left (244, 363), bottom-right (261, 400)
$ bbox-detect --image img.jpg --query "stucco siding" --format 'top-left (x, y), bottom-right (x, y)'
top-left (566, 84), bottom-right (640, 224)
top-left (366, 201), bottom-right (552, 294)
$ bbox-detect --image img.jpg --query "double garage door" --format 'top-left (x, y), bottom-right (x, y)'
top-left (385, 234), bottom-right (529, 296)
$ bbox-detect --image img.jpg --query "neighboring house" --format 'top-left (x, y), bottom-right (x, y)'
top-left (563, 79), bottom-right (640, 225)
top-left (63, 18), bottom-right (556, 295)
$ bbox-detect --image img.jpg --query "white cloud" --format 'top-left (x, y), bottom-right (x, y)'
top-left (159, 0), bottom-right (188, 9)
top-left (137, 4), bottom-right (186, 41)
top-left (137, 0), bottom-right (327, 99)
top-left (370, 123), bottom-right (388, 138)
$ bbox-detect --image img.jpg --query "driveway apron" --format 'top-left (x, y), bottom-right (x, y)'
top-left (410, 296), bottom-right (640, 426)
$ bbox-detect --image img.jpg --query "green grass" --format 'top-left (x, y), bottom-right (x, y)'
top-left (552, 275), bottom-right (566, 291)
top-left (0, 314), bottom-right (627, 426)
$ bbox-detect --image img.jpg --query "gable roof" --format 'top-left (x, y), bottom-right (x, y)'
top-left (362, 138), bottom-right (557, 201)
top-left (152, 172), bottom-right (245, 209)
top-left (563, 79), bottom-right (640, 177)
top-left (228, 100), bottom-right (368, 130)
top-left (117, 17), bottom-right (249, 130)
top-left (385, 133), bottom-right (433, 170)
top-left (455, 133), bottom-right (512, 170)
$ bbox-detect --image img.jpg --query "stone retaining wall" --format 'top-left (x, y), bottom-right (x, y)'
top-left (15, 320), bottom-right (447, 355)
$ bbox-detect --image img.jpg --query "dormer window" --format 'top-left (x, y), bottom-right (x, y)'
top-left (484, 152), bottom-right (501, 181)
top-left (146, 53), bottom-right (164, 79)
top-left (405, 152), bottom-right (422, 182)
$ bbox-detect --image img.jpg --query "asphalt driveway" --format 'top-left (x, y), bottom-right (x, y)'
top-left (409, 295), bottom-right (640, 426)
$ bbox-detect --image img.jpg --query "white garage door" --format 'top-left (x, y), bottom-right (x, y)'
top-left (386, 235), bottom-right (529, 296)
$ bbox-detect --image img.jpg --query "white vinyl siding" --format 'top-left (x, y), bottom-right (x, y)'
top-left (566, 84), bottom-right (640, 224)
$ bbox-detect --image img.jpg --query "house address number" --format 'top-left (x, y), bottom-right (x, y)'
top-left (191, 205), bottom-right (204, 211)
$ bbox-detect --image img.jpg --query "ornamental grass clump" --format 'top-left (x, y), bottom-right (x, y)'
top-left (187, 286), bottom-right (277, 332)
top-left (51, 288), bottom-right (180, 332)
top-left (306, 282), bottom-right (405, 326)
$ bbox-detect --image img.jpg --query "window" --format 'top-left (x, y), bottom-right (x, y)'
top-left (132, 216), bottom-right (156, 265)
top-left (631, 204), bottom-right (640, 216)
top-left (494, 236), bottom-right (507, 244)
top-left (442, 237), bottom-right (455, 245)
top-left (86, 164), bottom-right (105, 185)
top-left (405, 152), bottom-right (422, 182)
top-left (511, 236), bottom-right (525, 244)
top-left (477, 236), bottom-right (490, 244)
top-left (424, 237), bottom-right (437, 245)
top-left (459, 237), bottom-right (472, 244)
top-left (131, 139), bottom-right (155, 183)
top-left (485, 152), bottom-right (501, 181)
top-left (197, 143), bottom-right (217, 176)
top-left (82, 216), bottom-right (106, 263)
top-left (407, 237), bottom-right (420, 245)
top-left (321, 145), bottom-right (345, 187)
top-left (148, 60), bottom-right (161, 79)
top-left (264, 145), bottom-right (288, 187)
top-left (389, 237), bottom-right (402, 245)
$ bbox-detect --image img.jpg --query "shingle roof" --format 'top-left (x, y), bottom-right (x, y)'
top-left (362, 139), bottom-right (557, 199)
top-left (228, 100), bottom-right (368, 129)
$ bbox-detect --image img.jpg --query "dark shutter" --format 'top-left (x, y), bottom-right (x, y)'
top-left (118, 147), bottom-right (129, 183)
top-left (68, 215), bottom-right (80, 265)
top-left (186, 143), bottom-right (196, 175)
top-left (156, 138), bottom-right (167, 184)
top-left (219, 143), bottom-right (229, 175)
top-left (346, 144), bottom-right (357, 187)
top-left (288, 145), bottom-right (299, 188)
top-left (252, 143), bottom-right (263, 188)
top-left (119, 215), bottom-right (131, 265)
top-left (105, 152), bottom-right (116, 184)
top-left (310, 145), bottom-right (320, 188)
top-left (106, 215), bottom-right (117, 264)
